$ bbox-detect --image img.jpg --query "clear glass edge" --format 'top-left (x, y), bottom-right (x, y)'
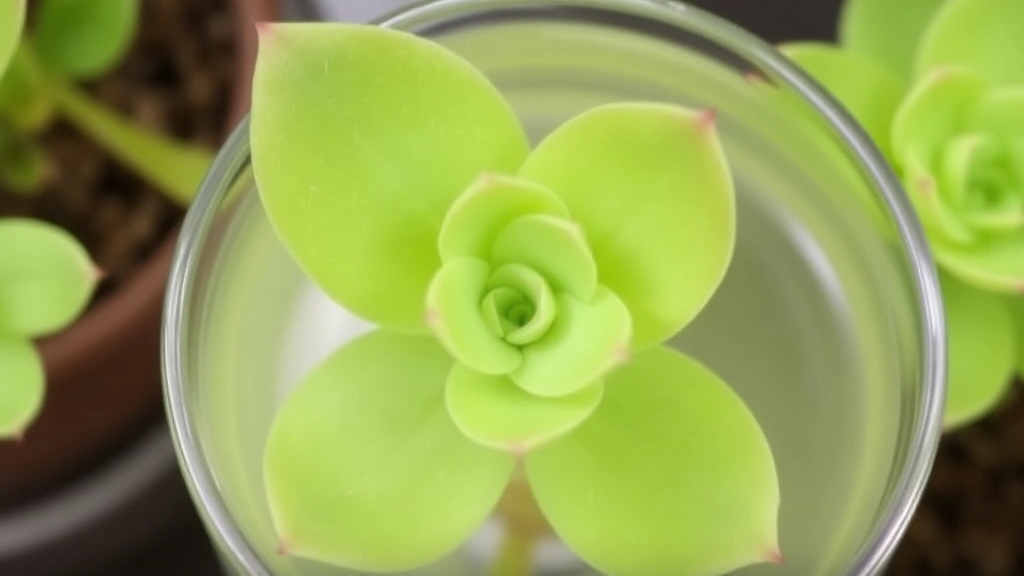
top-left (160, 1), bottom-right (947, 575)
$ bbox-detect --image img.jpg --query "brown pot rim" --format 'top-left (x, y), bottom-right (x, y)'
top-left (38, 0), bottom-right (279, 375)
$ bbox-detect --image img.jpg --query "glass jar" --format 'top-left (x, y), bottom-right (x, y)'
top-left (162, 1), bottom-right (946, 575)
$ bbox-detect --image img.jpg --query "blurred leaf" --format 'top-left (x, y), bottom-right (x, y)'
top-left (251, 23), bottom-right (529, 332)
top-left (891, 68), bottom-right (985, 165)
top-left (916, 0), bottom-right (1024, 87)
top-left (838, 0), bottom-right (946, 80)
top-left (34, 0), bottom-right (139, 79)
top-left (0, 218), bottom-right (97, 337)
top-left (0, 335), bottom-right (43, 439)
top-left (1010, 297), bottom-right (1024, 378)
top-left (264, 330), bottom-right (514, 571)
top-left (0, 0), bottom-right (25, 77)
top-left (0, 120), bottom-right (51, 193)
top-left (525, 345), bottom-right (780, 576)
top-left (0, 44), bottom-right (55, 132)
top-left (940, 272), bottom-right (1016, 428)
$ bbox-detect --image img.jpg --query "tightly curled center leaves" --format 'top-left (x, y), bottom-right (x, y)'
top-left (251, 22), bottom-right (780, 576)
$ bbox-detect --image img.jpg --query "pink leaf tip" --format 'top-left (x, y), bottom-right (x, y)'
top-left (695, 108), bottom-right (718, 132)
top-left (765, 548), bottom-right (785, 565)
top-left (275, 539), bottom-right (291, 556)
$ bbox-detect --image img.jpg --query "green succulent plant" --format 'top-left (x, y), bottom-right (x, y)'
top-left (251, 23), bottom-right (781, 576)
top-left (782, 0), bottom-right (1024, 429)
top-left (0, 0), bottom-right (215, 438)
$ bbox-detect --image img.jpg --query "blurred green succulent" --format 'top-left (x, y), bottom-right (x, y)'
top-left (783, 0), bottom-right (1024, 428)
top-left (0, 0), bottom-right (215, 438)
top-left (250, 23), bottom-right (782, 576)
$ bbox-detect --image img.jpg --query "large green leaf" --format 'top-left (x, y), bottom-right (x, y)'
top-left (512, 287), bottom-right (631, 398)
top-left (963, 87), bottom-right (1024, 142)
top-left (916, 0), bottom-right (1024, 87)
top-left (518, 103), bottom-right (735, 349)
top-left (446, 363), bottom-right (603, 452)
top-left (934, 233), bottom-right (1024, 293)
top-left (838, 0), bottom-right (946, 80)
top-left (780, 43), bottom-right (903, 159)
top-left (0, 335), bottom-right (43, 439)
top-left (0, 218), bottom-right (97, 337)
top-left (891, 68), bottom-right (985, 165)
top-left (34, 0), bottom-right (139, 79)
top-left (425, 257), bottom-right (522, 375)
top-left (251, 23), bottom-right (529, 332)
top-left (0, 0), bottom-right (24, 77)
top-left (264, 330), bottom-right (515, 571)
top-left (940, 273), bottom-right (1016, 428)
top-left (525, 345), bottom-right (780, 576)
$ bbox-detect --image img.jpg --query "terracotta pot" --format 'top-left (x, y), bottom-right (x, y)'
top-left (0, 0), bottom-right (280, 505)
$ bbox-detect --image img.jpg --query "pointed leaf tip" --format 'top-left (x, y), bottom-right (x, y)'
top-left (695, 108), bottom-right (718, 130)
top-left (275, 540), bottom-right (290, 556)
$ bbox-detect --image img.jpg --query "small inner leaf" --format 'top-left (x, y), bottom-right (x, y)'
top-left (0, 335), bottom-right (43, 439)
top-left (251, 23), bottom-right (529, 332)
top-left (524, 345), bottom-right (780, 576)
top-left (891, 68), bottom-right (986, 165)
top-left (487, 264), bottom-right (556, 346)
top-left (426, 257), bottom-right (522, 375)
top-left (446, 363), bottom-right (604, 452)
top-left (439, 173), bottom-right (569, 262)
top-left (518, 102), bottom-right (735, 349)
top-left (940, 272), bottom-right (1016, 428)
top-left (264, 330), bottom-right (515, 571)
top-left (902, 153), bottom-right (976, 245)
top-left (916, 0), bottom-right (1024, 88)
top-left (940, 133), bottom-right (1000, 207)
top-left (480, 286), bottom-right (524, 338)
top-left (837, 0), bottom-right (945, 81)
top-left (0, 218), bottom-right (97, 337)
top-left (933, 232), bottom-right (1024, 293)
top-left (512, 287), bottom-right (631, 398)
top-left (34, 0), bottom-right (139, 79)
top-left (490, 214), bottom-right (597, 301)
top-left (964, 87), bottom-right (1024, 143)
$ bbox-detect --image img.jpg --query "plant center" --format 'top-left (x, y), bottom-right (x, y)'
top-left (480, 263), bottom-right (557, 347)
top-left (942, 133), bottom-right (1024, 230)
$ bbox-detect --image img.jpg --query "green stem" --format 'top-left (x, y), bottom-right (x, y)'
top-left (489, 527), bottom-right (535, 576)
top-left (48, 78), bottom-right (214, 207)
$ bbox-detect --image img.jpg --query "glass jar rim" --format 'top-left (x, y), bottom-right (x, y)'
top-left (162, 1), bottom-right (946, 575)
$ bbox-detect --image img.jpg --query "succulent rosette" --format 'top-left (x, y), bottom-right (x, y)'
top-left (783, 0), bottom-right (1024, 428)
top-left (250, 23), bottom-right (781, 576)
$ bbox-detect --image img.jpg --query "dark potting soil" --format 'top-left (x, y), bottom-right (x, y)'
top-left (0, 0), bottom-right (236, 297)
top-left (888, 379), bottom-right (1024, 576)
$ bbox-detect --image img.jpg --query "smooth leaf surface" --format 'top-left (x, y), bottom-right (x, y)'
top-left (781, 43), bottom-right (903, 158)
top-left (439, 174), bottom-right (568, 262)
top-left (838, 0), bottom-right (945, 80)
top-left (512, 287), bottom-right (630, 398)
top-left (0, 45), bottom-right (55, 132)
top-left (934, 233), bottom-right (1024, 293)
top-left (446, 363), bottom-right (603, 452)
top-left (0, 0), bottom-right (24, 76)
top-left (519, 103), bottom-right (735, 349)
top-left (0, 335), bottom-right (43, 439)
top-left (902, 152), bottom-right (975, 245)
top-left (487, 264), bottom-right (556, 346)
top-left (525, 345), bottom-right (780, 576)
top-left (264, 330), bottom-right (515, 571)
top-left (916, 0), bottom-right (1024, 87)
top-left (426, 257), bottom-right (521, 375)
top-left (490, 214), bottom-right (597, 301)
top-left (251, 23), bottom-right (529, 332)
top-left (34, 0), bottom-right (139, 79)
top-left (941, 273), bottom-right (1016, 428)
top-left (891, 68), bottom-right (984, 164)
top-left (0, 218), bottom-right (96, 337)
top-left (1010, 296), bottom-right (1024, 378)
top-left (964, 88), bottom-right (1024, 141)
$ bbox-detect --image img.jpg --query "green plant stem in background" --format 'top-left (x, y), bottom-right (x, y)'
top-left (49, 78), bottom-right (212, 206)
top-left (488, 528), bottom-right (535, 576)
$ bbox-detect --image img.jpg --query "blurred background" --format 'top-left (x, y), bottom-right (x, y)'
top-left (0, 0), bottom-right (1019, 575)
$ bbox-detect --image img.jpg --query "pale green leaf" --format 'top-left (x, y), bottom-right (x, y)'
top-left (0, 0), bottom-right (24, 77)
top-left (251, 23), bottom-right (529, 332)
top-left (480, 286), bottom-right (524, 338)
top-left (0, 335), bottom-right (43, 439)
top-left (0, 44), bottom-right (53, 132)
top-left (916, 0), bottom-right (1024, 87)
top-left (512, 287), bottom-right (630, 398)
top-left (264, 330), bottom-right (515, 571)
top-left (940, 273), bottom-right (1016, 428)
top-left (426, 257), bottom-right (521, 375)
top-left (963, 87), bottom-right (1024, 142)
top-left (780, 43), bottom-right (903, 158)
top-left (439, 174), bottom-right (568, 262)
top-left (934, 233), bottom-right (1024, 293)
top-left (1009, 296), bottom-right (1024, 378)
top-left (902, 152), bottom-right (975, 245)
top-left (938, 133), bottom-right (998, 207)
top-left (486, 263), bottom-right (555, 346)
top-left (34, 0), bottom-right (139, 79)
top-left (518, 103), bottom-right (735, 349)
top-left (446, 363), bottom-right (603, 452)
top-left (490, 214), bottom-right (597, 301)
top-left (0, 218), bottom-right (97, 337)
top-left (838, 0), bottom-right (946, 80)
top-left (891, 68), bottom-right (985, 164)
top-left (525, 345), bottom-right (780, 576)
